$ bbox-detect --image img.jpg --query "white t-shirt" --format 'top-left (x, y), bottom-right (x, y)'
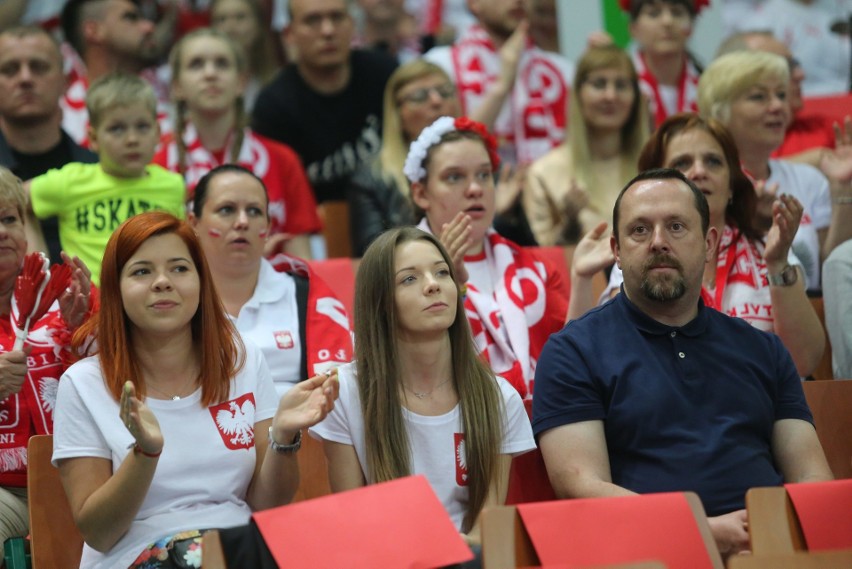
top-left (309, 362), bottom-right (535, 531)
top-left (767, 159), bottom-right (832, 291)
top-left (52, 343), bottom-right (278, 569)
top-left (232, 259), bottom-right (301, 399)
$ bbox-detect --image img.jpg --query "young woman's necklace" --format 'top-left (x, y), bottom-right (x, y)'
top-left (405, 378), bottom-right (452, 399)
top-left (147, 378), bottom-right (196, 401)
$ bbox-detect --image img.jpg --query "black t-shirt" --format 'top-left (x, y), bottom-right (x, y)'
top-left (0, 129), bottom-right (97, 263)
top-left (251, 50), bottom-right (397, 203)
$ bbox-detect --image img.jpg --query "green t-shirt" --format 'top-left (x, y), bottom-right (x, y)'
top-left (30, 163), bottom-right (186, 285)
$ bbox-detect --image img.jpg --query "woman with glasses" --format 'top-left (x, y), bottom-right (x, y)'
top-left (525, 45), bottom-right (649, 246)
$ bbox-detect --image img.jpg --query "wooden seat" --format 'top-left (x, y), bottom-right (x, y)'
top-left (728, 549), bottom-right (852, 569)
top-left (318, 200), bottom-right (352, 259)
top-left (808, 297), bottom-right (833, 380)
top-left (745, 486), bottom-right (805, 555)
top-left (481, 492), bottom-right (723, 569)
top-left (27, 434), bottom-right (84, 569)
top-left (291, 431), bottom-right (331, 502)
top-left (803, 379), bottom-right (852, 479)
top-left (201, 529), bottom-right (227, 569)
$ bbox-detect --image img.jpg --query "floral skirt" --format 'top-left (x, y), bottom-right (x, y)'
top-left (128, 529), bottom-right (212, 569)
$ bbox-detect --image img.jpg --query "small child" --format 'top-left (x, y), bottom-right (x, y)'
top-left (26, 74), bottom-right (186, 285)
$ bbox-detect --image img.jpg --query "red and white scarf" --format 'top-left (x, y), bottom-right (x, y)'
top-left (418, 221), bottom-right (568, 398)
top-left (0, 308), bottom-right (72, 486)
top-left (268, 254), bottom-right (354, 375)
top-left (700, 225), bottom-right (775, 332)
top-left (633, 51), bottom-right (700, 129)
top-left (449, 25), bottom-right (569, 164)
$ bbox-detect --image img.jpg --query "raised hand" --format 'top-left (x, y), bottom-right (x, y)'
top-left (120, 381), bottom-right (164, 456)
top-left (497, 20), bottom-right (528, 90)
top-left (439, 212), bottom-right (474, 284)
top-left (764, 194), bottom-right (803, 266)
top-left (263, 233), bottom-right (293, 258)
top-left (753, 179), bottom-right (779, 225)
top-left (833, 115), bottom-right (852, 149)
top-left (58, 252), bottom-right (92, 330)
top-left (820, 144), bottom-right (852, 188)
top-left (572, 221), bottom-right (615, 278)
top-left (273, 369), bottom-right (340, 438)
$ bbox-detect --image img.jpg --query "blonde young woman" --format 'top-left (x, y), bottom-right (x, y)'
top-left (154, 28), bottom-right (319, 260)
top-left (310, 227), bottom-right (534, 551)
top-left (525, 45), bottom-right (649, 246)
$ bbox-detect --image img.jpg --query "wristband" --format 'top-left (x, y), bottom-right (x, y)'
top-left (131, 443), bottom-right (162, 458)
top-left (269, 427), bottom-right (302, 454)
top-left (833, 196), bottom-right (852, 205)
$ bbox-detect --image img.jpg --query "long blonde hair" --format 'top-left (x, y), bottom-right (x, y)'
top-left (354, 227), bottom-right (504, 532)
top-left (568, 45), bottom-right (649, 213)
top-left (168, 28), bottom-right (248, 175)
top-left (377, 60), bottom-right (456, 196)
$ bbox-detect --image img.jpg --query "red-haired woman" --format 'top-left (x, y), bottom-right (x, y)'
top-left (51, 212), bottom-right (338, 569)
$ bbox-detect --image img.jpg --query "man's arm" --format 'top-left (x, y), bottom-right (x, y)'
top-left (772, 418), bottom-right (834, 482)
top-left (537, 420), bottom-right (635, 500)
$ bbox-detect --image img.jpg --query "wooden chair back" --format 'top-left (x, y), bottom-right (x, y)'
top-left (745, 486), bottom-right (806, 555)
top-left (291, 432), bottom-right (331, 502)
top-left (808, 297), bottom-right (833, 380)
top-left (318, 201), bottom-right (352, 259)
top-left (481, 493), bottom-right (722, 569)
top-left (728, 549), bottom-right (852, 569)
top-left (803, 379), bottom-right (852, 479)
top-left (27, 434), bottom-right (84, 569)
top-left (201, 529), bottom-right (227, 569)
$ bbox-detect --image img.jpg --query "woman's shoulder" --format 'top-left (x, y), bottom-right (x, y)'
top-left (529, 145), bottom-right (572, 178)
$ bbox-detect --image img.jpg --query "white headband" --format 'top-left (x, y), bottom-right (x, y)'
top-left (403, 116), bottom-right (457, 183)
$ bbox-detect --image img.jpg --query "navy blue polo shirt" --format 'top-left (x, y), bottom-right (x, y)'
top-left (532, 290), bottom-right (812, 516)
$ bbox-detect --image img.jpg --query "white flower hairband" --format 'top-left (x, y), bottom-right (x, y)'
top-left (403, 116), bottom-right (457, 183)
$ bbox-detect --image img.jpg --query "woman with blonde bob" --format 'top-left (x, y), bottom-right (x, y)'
top-left (525, 45), bottom-right (649, 245)
top-left (697, 50), bottom-right (852, 292)
top-left (311, 227), bottom-right (534, 549)
top-left (53, 212), bottom-right (337, 569)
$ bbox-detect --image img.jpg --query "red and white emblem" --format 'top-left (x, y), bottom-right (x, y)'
top-left (455, 433), bottom-right (468, 486)
top-left (274, 331), bottom-right (294, 350)
top-left (209, 393), bottom-right (256, 450)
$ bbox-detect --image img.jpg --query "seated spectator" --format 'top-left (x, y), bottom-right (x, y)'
top-left (189, 165), bottom-right (353, 397)
top-left (823, 238), bottom-right (852, 379)
top-left (210, 0), bottom-right (282, 112)
top-left (0, 25), bottom-right (98, 264)
top-left (0, 166), bottom-right (92, 548)
top-left (424, 0), bottom-right (574, 164)
top-left (716, 30), bottom-right (848, 172)
top-left (26, 73), bottom-right (185, 285)
top-left (598, 113), bottom-right (825, 377)
top-left (252, 0), bottom-right (398, 204)
top-left (698, 50), bottom-right (852, 291)
top-left (525, 45), bottom-right (649, 246)
top-left (155, 28), bottom-right (319, 260)
top-left (59, 0), bottom-right (171, 145)
top-left (619, 0), bottom-right (708, 128)
top-left (310, 226), bottom-right (535, 548)
top-left (740, 0), bottom-right (851, 96)
top-left (406, 116), bottom-right (568, 398)
top-left (53, 211), bottom-right (339, 569)
top-left (533, 168), bottom-right (833, 561)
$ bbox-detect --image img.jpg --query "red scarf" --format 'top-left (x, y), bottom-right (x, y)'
top-left (449, 25), bottom-right (569, 163)
top-left (418, 221), bottom-right (568, 398)
top-left (0, 308), bottom-right (73, 486)
top-left (268, 254), bottom-right (353, 375)
top-left (633, 51), bottom-right (699, 128)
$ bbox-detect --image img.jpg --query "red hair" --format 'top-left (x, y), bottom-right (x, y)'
top-left (72, 211), bottom-right (244, 406)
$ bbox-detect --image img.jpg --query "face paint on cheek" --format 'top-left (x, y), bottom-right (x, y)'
top-left (258, 229), bottom-right (268, 238)
top-left (207, 228), bottom-right (222, 238)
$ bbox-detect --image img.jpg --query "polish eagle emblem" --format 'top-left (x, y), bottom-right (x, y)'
top-left (209, 394), bottom-right (256, 450)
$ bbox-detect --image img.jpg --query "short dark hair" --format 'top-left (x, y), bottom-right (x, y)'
top-left (192, 164), bottom-right (268, 217)
top-left (612, 168), bottom-right (710, 244)
top-left (627, 0), bottom-right (697, 20)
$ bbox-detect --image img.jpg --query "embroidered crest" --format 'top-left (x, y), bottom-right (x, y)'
top-left (209, 394), bottom-right (256, 450)
top-left (455, 433), bottom-right (468, 486)
top-left (274, 331), bottom-right (294, 350)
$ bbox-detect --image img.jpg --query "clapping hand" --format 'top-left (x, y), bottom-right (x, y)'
top-left (439, 212), bottom-right (474, 285)
top-left (495, 163), bottom-right (527, 215)
top-left (58, 253), bottom-right (92, 330)
top-left (273, 369), bottom-right (340, 440)
top-left (263, 233), bottom-right (293, 258)
top-left (572, 221), bottom-right (615, 279)
top-left (497, 20), bottom-right (528, 90)
top-left (753, 179), bottom-right (780, 224)
top-left (120, 381), bottom-right (163, 456)
top-left (764, 194), bottom-right (803, 266)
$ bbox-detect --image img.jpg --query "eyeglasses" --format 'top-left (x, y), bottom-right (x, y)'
top-left (398, 83), bottom-right (456, 105)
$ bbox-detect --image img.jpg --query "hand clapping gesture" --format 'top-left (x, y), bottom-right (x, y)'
top-left (272, 369), bottom-right (340, 442)
top-left (439, 212), bottom-right (474, 285)
top-left (120, 381), bottom-right (164, 457)
top-left (763, 194), bottom-right (803, 266)
top-left (58, 253), bottom-right (93, 330)
top-left (572, 221), bottom-right (615, 279)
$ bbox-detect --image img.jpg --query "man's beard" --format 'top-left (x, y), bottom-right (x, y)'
top-left (640, 253), bottom-right (686, 302)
